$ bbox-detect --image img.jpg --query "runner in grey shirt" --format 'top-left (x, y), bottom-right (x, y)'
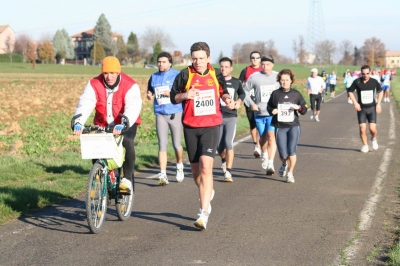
top-left (244, 55), bottom-right (279, 175)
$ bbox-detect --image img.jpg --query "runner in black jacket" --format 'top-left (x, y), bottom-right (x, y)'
top-left (267, 69), bottom-right (307, 183)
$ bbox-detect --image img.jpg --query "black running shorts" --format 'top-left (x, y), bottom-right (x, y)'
top-left (184, 126), bottom-right (220, 163)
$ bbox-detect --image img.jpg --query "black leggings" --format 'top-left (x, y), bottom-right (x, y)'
top-left (122, 123), bottom-right (137, 181)
top-left (310, 94), bottom-right (321, 111)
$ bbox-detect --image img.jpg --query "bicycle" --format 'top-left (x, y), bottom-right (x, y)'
top-left (71, 114), bottom-right (134, 234)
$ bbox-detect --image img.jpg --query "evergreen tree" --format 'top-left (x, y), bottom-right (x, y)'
top-left (116, 36), bottom-right (128, 61)
top-left (52, 30), bottom-right (66, 62)
top-left (218, 51), bottom-right (224, 61)
top-left (93, 14), bottom-right (114, 56)
top-left (127, 32), bottom-right (139, 61)
top-left (61, 29), bottom-right (75, 59)
top-left (90, 39), bottom-right (106, 65)
top-left (150, 41), bottom-right (162, 64)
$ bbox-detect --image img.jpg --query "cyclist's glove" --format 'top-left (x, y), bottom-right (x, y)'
top-left (73, 123), bottom-right (82, 131)
top-left (115, 124), bottom-right (125, 131)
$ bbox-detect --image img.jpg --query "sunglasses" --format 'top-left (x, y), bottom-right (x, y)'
top-left (250, 57), bottom-right (260, 60)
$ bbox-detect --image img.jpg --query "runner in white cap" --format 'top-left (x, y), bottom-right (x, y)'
top-left (306, 68), bottom-right (325, 122)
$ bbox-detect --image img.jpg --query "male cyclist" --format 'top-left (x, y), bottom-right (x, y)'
top-left (73, 56), bottom-right (142, 194)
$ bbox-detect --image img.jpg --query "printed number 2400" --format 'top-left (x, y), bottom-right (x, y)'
top-left (195, 99), bottom-right (214, 107)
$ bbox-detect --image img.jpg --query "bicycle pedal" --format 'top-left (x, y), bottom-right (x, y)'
top-left (119, 189), bottom-right (131, 195)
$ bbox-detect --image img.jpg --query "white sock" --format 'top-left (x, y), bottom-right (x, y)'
top-left (268, 160), bottom-right (273, 165)
top-left (161, 170), bottom-right (166, 174)
top-left (176, 163), bottom-right (183, 168)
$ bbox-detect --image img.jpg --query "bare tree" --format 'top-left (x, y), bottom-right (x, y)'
top-left (314, 39), bottom-right (336, 64)
top-left (339, 39), bottom-right (353, 65)
top-left (239, 42), bottom-right (257, 63)
top-left (26, 41), bottom-right (37, 68)
top-left (39, 32), bottom-right (53, 42)
top-left (362, 37), bottom-right (386, 67)
top-left (14, 34), bottom-right (32, 62)
top-left (140, 26), bottom-right (175, 54)
top-left (4, 35), bottom-right (14, 63)
top-left (264, 39), bottom-right (279, 60)
top-left (231, 43), bottom-right (242, 65)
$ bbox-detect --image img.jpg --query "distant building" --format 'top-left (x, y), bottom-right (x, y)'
top-left (385, 50), bottom-right (400, 69)
top-left (71, 28), bottom-right (123, 60)
top-left (0, 24), bottom-right (15, 54)
top-left (172, 50), bottom-right (183, 64)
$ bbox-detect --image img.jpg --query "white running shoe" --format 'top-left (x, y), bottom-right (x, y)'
top-left (261, 158), bottom-right (268, 169)
top-left (176, 165), bottom-right (184, 182)
top-left (199, 204), bottom-right (212, 215)
top-left (348, 100), bottom-right (353, 104)
top-left (372, 139), bottom-right (378, 150)
top-left (194, 210), bottom-right (209, 230)
top-left (266, 163), bottom-right (275, 175)
top-left (310, 113), bottom-right (314, 120)
top-left (361, 145), bottom-right (369, 153)
top-left (387, 98), bottom-right (390, 103)
top-left (221, 162), bottom-right (226, 173)
top-left (315, 116), bottom-right (320, 122)
top-left (158, 172), bottom-right (169, 185)
top-left (254, 146), bottom-right (261, 158)
top-left (224, 170), bottom-right (233, 182)
top-left (119, 177), bottom-right (132, 194)
top-left (286, 172), bottom-right (295, 183)
top-left (279, 163), bottom-right (288, 177)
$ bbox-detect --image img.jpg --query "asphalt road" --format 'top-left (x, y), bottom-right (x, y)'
top-left (1, 91), bottom-right (399, 266)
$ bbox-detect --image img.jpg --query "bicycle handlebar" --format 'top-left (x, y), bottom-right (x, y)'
top-left (71, 113), bottom-right (130, 134)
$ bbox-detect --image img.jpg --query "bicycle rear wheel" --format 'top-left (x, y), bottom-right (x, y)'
top-left (116, 182), bottom-right (134, 221)
top-left (86, 162), bottom-right (108, 233)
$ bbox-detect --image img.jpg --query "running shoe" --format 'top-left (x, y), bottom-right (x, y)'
top-left (119, 177), bottom-right (132, 194)
top-left (387, 98), bottom-right (390, 103)
top-left (286, 172), bottom-right (295, 183)
top-left (315, 116), bottom-right (320, 122)
top-left (254, 146), bottom-right (261, 158)
top-left (279, 163), bottom-right (288, 177)
top-left (266, 163), bottom-right (275, 175)
top-left (261, 158), bottom-right (268, 169)
top-left (348, 100), bottom-right (353, 104)
top-left (372, 139), bottom-right (378, 150)
top-left (176, 165), bottom-right (184, 182)
top-left (310, 113), bottom-right (314, 120)
top-left (221, 162), bottom-right (227, 173)
top-left (158, 172), bottom-right (169, 185)
top-left (361, 145), bottom-right (369, 153)
top-left (383, 98), bottom-right (387, 103)
top-left (224, 170), bottom-right (233, 182)
top-left (194, 210), bottom-right (209, 230)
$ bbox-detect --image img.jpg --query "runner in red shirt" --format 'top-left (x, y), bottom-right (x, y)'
top-left (170, 42), bottom-right (233, 230)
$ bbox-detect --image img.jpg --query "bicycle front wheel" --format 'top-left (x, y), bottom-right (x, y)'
top-left (86, 162), bottom-right (108, 234)
top-left (116, 183), bottom-right (134, 221)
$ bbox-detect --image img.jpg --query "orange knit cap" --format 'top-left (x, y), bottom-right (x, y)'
top-left (101, 56), bottom-right (121, 73)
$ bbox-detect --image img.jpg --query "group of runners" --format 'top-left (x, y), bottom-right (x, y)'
top-left (73, 41), bottom-right (388, 230)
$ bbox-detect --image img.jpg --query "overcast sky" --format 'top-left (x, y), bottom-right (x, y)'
top-left (4, 0), bottom-right (400, 62)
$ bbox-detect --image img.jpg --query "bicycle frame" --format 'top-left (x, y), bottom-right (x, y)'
top-left (96, 159), bottom-right (121, 202)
